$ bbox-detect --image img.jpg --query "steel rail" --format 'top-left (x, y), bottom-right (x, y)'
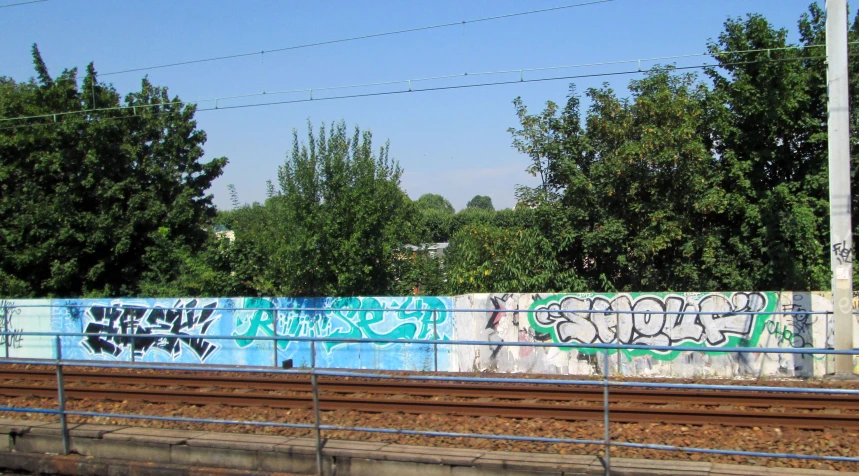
top-left (5, 359), bottom-right (859, 396)
top-left (0, 380), bottom-right (855, 430)
top-left (1, 368), bottom-right (858, 411)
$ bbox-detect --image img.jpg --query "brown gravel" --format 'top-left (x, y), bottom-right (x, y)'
top-left (1, 365), bottom-right (858, 472)
top-left (0, 395), bottom-right (857, 472)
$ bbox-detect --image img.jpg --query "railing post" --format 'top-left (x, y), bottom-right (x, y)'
top-left (3, 304), bottom-right (9, 359)
top-left (311, 339), bottom-right (323, 476)
top-left (55, 336), bottom-right (69, 455)
top-left (433, 311), bottom-right (438, 372)
top-left (603, 347), bottom-right (611, 476)
top-left (273, 310), bottom-right (279, 368)
top-left (130, 334), bottom-right (135, 363)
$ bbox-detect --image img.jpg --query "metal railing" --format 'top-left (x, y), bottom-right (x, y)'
top-left (0, 304), bottom-right (855, 476)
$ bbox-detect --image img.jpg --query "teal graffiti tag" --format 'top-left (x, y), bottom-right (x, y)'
top-left (397, 296), bottom-right (448, 340)
top-left (278, 308), bottom-right (327, 350)
top-left (232, 298), bottom-right (275, 348)
top-left (765, 320), bottom-right (813, 348)
top-left (323, 297), bottom-right (448, 351)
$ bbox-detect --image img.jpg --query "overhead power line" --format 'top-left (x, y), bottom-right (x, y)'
top-left (100, 0), bottom-right (612, 76)
top-left (0, 53), bottom-right (831, 132)
top-left (183, 41), bottom-right (839, 109)
top-left (0, 0), bottom-right (47, 8)
top-left (194, 56), bottom-right (829, 112)
top-left (0, 42), bottom-right (842, 127)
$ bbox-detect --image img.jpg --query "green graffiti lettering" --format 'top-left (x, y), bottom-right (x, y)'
top-left (528, 292), bottom-right (777, 360)
top-left (322, 297), bottom-right (448, 351)
top-left (232, 298), bottom-right (275, 348)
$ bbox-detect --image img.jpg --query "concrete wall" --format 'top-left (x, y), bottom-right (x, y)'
top-left (454, 291), bottom-right (856, 378)
top-left (0, 292), bottom-right (856, 377)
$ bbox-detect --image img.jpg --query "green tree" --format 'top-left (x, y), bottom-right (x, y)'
top-left (416, 193), bottom-right (455, 214)
top-left (420, 209), bottom-right (454, 243)
top-left (415, 193), bottom-right (455, 243)
top-left (466, 195), bottom-right (494, 211)
top-left (508, 70), bottom-right (727, 291)
top-left (704, 6), bottom-right (846, 290)
top-left (445, 224), bottom-right (571, 293)
top-left (231, 120), bottom-right (419, 296)
top-left (392, 249), bottom-right (446, 296)
top-left (0, 45), bottom-right (226, 297)
top-left (499, 3), bottom-right (859, 293)
top-left (138, 228), bottom-right (249, 297)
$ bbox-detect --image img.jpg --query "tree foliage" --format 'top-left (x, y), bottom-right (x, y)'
top-left (416, 193), bottom-right (454, 214)
top-left (493, 4), bottom-right (859, 293)
top-left (3, 3), bottom-right (855, 298)
top-left (445, 225), bottom-right (570, 294)
top-left (226, 121), bottom-right (419, 296)
top-left (0, 45), bottom-right (226, 297)
top-left (466, 195), bottom-right (494, 211)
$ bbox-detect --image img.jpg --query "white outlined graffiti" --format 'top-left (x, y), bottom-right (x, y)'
top-left (81, 299), bottom-right (220, 362)
top-left (529, 292), bottom-right (769, 347)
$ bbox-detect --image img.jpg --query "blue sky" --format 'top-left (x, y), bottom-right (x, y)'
top-left (1, 0), bottom-right (825, 211)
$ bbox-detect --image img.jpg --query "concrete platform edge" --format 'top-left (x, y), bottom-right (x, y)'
top-left (0, 419), bottom-right (852, 476)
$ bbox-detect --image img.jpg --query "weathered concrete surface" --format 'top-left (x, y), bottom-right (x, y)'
top-left (0, 451), bottom-right (298, 475)
top-left (0, 419), bottom-right (853, 476)
top-left (8, 292), bottom-right (857, 378)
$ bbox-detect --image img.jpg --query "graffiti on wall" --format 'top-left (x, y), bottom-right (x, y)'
top-left (324, 296), bottom-right (449, 349)
top-left (232, 296), bottom-right (450, 351)
top-left (5, 292), bottom-right (828, 375)
top-left (0, 300), bottom-right (23, 351)
top-left (765, 303), bottom-right (816, 349)
top-left (528, 292), bottom-right (776, 357)
top-left (484, 294), bottom-right (514, 361)
top-left (230, 296), bottom-right (453, 370)
top-left (833, 240), bottom-right (854, 265)
top-left (80, 299), bottom-right (220, 362)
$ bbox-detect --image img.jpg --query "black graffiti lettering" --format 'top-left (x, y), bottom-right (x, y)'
top-left (0, 301), bottom-right (23, 351)
top-left (82, 300), bottom-right (220, 361)
top-left (764, 304), bottom-right (816, 349)
top-left (783, 304), bottom-right (814, 335)
top-left (485, 295), bottom-right (513, 362)
top-left (833, 240), bottom-right (854, 265)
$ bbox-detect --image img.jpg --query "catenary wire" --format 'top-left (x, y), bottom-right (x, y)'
top-left (0, 0), bottom-right (47, 8)
top-left (0, 42), bottom-right (846, 126)
top-left (0, 55), bottom-right (828, 132)
top-left (184, 41), bottom-right (845, 108)
top-left (100, 0), bottom-right (611, 77)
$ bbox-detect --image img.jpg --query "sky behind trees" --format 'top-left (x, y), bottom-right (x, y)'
top-left (1, 0), bottom-right (824, 210)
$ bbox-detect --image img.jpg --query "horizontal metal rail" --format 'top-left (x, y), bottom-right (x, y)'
top-left (0, 302), bottom-right (834, 315)
top-left (0, 331), bottom-right (855, 355)
top-left (3, 359), bottom-right (859, 395)
top-left (0, 404), bottom-right (856, 464)
top-left (0, 328), bottom-right (854, 474)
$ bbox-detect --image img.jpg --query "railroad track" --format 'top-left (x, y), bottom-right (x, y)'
top-left (1, 368), bottom-right (856, 410)
top-left (0, 367), bottom-right (855, 430)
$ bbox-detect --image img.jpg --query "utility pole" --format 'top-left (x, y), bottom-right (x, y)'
top-left (826, 0), bottom-right (856, 378)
